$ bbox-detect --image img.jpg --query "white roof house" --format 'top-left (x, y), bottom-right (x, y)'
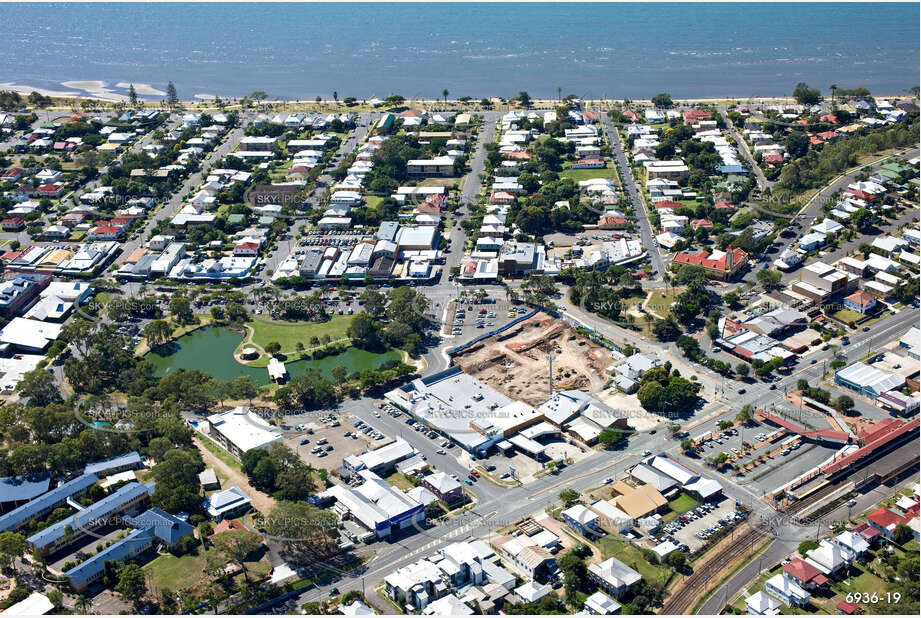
top-left (514, 581), bottom-right (551, 603)
top-left (745, 590), bottom-right (781, 615)
top-left (584, 590), bottom-right (622, 615)
top-left (805, 539), bottom-right (850, 575)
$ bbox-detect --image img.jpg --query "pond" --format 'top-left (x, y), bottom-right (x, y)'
top-left (146, 326), bottom-right (400, 386)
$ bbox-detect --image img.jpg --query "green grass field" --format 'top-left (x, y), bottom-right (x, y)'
top-left (364, 195), bottom-right (384, 209)
top-left (144, 552), bottom-right (206, 591)
top-left (245, 315), bottom-right (353, 355)
top-left (645, 288), bottom-right (684, 318)
top-left (668, 492), bottom-right (700, 514)
top-left (560, 167), bottom-right (616, 182)
top-left (832, 308), bottom-right (865, 324)
top-left (595, 536), bottom-right (672, 588)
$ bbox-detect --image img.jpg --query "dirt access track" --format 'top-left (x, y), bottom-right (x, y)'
top-left (453, 312), bottom-right (610, 406)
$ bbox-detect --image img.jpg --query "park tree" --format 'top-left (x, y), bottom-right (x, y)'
top-left (518, 91), bottom-right (532, 108)
top-left (652, 93), bottom-right (673, 108)
top-left (128, 84), bottom-right (139, 108)
top-left (793, 82), bottom-right (822, 105)
top-left (210, 529), bottom-right (262, 582)
top-left (144, 320), bottom-right (173, 348)
top-left (15, 368), bottom-right (62, 406)
top-left (115, 563), bottom-right (147, 607)
top-left (166, 81), bottom-right (179, 108)
top-left (169, 296), bottom-right (193, 324)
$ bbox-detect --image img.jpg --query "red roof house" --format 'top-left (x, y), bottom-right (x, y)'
top-left (87, 225), bottom-right (124, 240)
top-left (1, 167), bottom-right (25, 181)
top-left (233, 242), bottom-right (260, 256)
top-left (690, 218), bottom-right (713, 230)
top-left (763, 153), bottom-right (784, 164)
top-left (714, 201), bottom-right (735, 209)
top-left (683, 109), bottom-right (711, 124)
top-left (866, 507), bottom-right (909, 539)
top-left (1, 217), bottom-right (25, 231)
top-left (783, 558), bottom-right (829, 589)
top-left (37, 183), bottom-right (65, 198)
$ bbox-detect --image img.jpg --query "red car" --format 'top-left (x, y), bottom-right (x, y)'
top-left (471, 470), bottom-right (480, 478)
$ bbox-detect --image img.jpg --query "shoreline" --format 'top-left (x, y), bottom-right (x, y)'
top-left (0, 79), bottom-right (910, 108)
top-left (2, 93), bottom-right (911, 113)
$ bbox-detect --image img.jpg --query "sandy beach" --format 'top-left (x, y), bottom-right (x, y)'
top-left (116, 82), bottom-right (166, 96)
top-left (0, 81), bottom-right (80, 97)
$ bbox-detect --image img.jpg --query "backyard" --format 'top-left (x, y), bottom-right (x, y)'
top-left (595, 536), bottom-right (673, 589)
top-left (668, 492), bottom-right (701, 514)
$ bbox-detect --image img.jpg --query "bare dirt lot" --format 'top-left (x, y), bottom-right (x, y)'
top-left (453, 313), bottom-right (660, 431)
top-left (453, 313), bottom-right (611, 406)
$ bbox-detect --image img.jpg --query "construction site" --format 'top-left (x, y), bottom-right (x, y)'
top-left (452, 312), bottom-right (612, 406)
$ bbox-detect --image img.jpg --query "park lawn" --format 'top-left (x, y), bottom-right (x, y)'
top-left (144, 552), bottom-right (206, 591)
top-left (245, 315), bottom-right (353, 356)
top-left (646, 288), bottom-right (684, 318)
top-left (365, 195), bottom-right (384, 209)
top-left (559, 167), bottom-right (615, 182)
top-left (595, 536), bottom-right (672, 588)
top-left (668, 492), bottom-right (700, 514)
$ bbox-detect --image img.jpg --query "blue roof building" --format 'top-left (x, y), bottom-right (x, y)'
top-left (63, 527), bottom-right (156, 593)
top-left (0, 473), bottom-right (98, 533)
top-left (125, 508), bottom-right (194, 546)
top-left (28, 481), bottom-right (152, 555)
top-left (0, 473), bottom-right (51, 511)
top-left (84, 451), bottom-right (143, 476)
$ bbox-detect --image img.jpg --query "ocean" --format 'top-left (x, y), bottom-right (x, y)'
top-left (0, 2), bottom-right (917, 101)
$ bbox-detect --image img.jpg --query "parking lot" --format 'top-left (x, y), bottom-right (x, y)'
top-left (282, 412), bottom-right (385, 469)
top-left (655, 497), bottom-right (743, 553)
top-left (301, 230), bottom-right (369, 249)
top-left (444, 296), bottom-right (528, 338)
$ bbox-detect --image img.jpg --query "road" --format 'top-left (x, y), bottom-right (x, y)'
top-left (596, 110), bottom-right (666, 279)
top-left (718, 107), bottom-right (771, 191)
top-left (111, 117), bottom-right (251, 267)
top-left (259, 112), bottom-right (377, 279)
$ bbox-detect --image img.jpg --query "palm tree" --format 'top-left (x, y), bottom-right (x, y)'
top-left (829, 84), bottom-right (838, 102)
top-left (442, 89), bottom-right (449, 105)
top-left (557, 87), bottom-right (562, 101)
top-left (75, 596), bottom-right (91, 614)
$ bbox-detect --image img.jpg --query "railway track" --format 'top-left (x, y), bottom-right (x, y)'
top-left (659, 525), bottom-right (767, 614)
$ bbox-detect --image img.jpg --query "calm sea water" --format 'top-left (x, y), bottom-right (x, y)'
top-left (1, 2), bottom-right (917, 100)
